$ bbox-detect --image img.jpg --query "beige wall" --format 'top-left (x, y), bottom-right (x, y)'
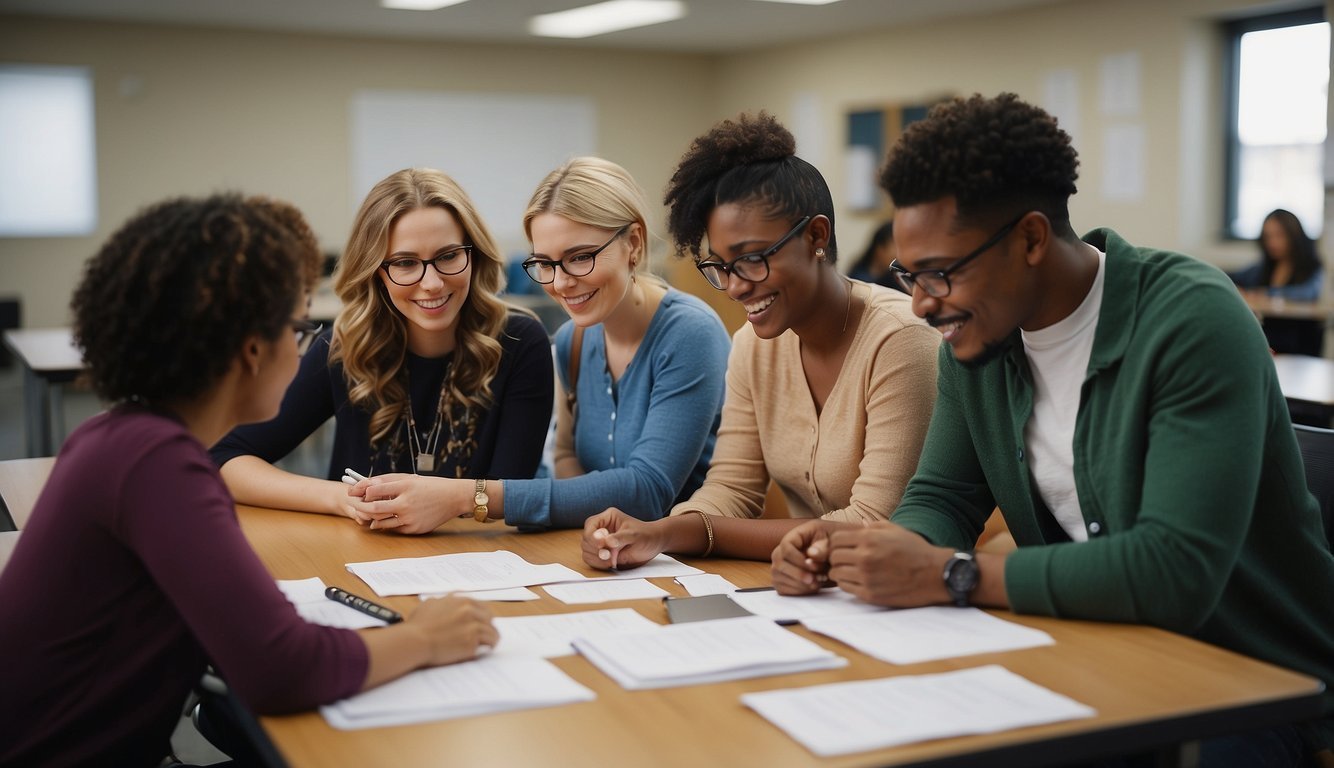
top-left (0, 16), bottom-right (719, 327)
top-left (708, 0), bottom-right (1272, 272)
top-left (0, 0), bottom-right (1312, 327)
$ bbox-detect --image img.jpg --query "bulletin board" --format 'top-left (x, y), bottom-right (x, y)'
top-left (844, 95), bottom-right (951, 217)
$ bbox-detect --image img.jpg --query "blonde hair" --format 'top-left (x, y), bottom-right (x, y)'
top-left (330, 168), bottom-right (509, 446)
top-left (524, 156), bottom-right (656, 281)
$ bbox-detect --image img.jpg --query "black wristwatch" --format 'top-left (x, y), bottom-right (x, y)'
top-left (943, 551), bottom-right (979, 607)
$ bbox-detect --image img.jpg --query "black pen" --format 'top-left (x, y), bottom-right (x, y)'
top-left (324, 586), bottom-right (403, 624)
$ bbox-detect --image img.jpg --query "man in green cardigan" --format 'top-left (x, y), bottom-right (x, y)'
top-left (772, 92), bottom-right (1334, 764)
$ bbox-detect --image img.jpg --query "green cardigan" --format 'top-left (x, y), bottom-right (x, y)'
top-left (892, 229), bottom-right (1334, 749)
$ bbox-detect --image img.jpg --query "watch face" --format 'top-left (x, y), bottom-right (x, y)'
top-left (945, 553), bottom-right (979, 605)
top-left (474, 491), bottom-right (489, 505)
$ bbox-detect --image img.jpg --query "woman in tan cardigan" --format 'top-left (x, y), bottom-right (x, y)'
top-left (580, 112), bottom-right (940, 568)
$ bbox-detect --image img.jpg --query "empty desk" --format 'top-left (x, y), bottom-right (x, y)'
top-left (4, 329), bottom-right (84, 458)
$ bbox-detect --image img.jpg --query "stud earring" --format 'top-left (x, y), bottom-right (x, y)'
top-left (815, 248), bottom-right (826, 262)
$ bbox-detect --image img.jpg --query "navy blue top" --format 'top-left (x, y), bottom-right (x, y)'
top-left (502, 290), bottom-right (729, 530)
top-left (212, 312), bottom-right (554, 481)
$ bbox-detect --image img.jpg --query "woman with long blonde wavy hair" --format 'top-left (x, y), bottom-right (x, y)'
top-left (213, 168), bottom-right (554, 527)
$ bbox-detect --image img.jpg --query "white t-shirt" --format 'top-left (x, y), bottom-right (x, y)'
top-left (1020, 248), bottom-right (1107, 542)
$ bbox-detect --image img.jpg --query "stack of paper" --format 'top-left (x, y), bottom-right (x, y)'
top-left (803, 607), bottom-right (1054, 664)
top-left (742, 664), bottom-right (1095, 756)
top-left (346, 550), bottom-right (585, 596)
top-left (543, 579), bottom-right (669, 605)
top-left (277, 577), bottom-right (387, 629)
top-left (572, 615), bottom-right (846, 690)
top-left (321, 655), bottom-right (596, 730)
top-left (492, 608), bottom-right (659, 657)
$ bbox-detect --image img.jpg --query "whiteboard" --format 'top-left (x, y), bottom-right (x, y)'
top-left (350, 90), bottom-right (597, 252)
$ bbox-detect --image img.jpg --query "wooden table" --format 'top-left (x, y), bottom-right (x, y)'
top-left (3, 328), bottom-right (84, 458)
top-left (1244, 292), bottom-right (1334, 323)
top-left (0, 456), bottom-right (55, 530)
top-left (237, 507), bottom-right (1325, 768)
top-left (1274, 354), bottom-right (1334, 411)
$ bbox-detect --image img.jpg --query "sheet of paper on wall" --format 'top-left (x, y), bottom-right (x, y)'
top-left (321, 655), bottom-right (596, 730)
top-left (743, 664), bottom-right (1094, 757)
top-left (543, 579), bottom-right (670, 605)
top-left (346, 550), bottom-right (585, 596)
top-left (675, 573), bottom-right (739, 596)
top-left (492, 608), bottom-right (659, 658)
top-left (572, 615), bottom-right (846, 690)
top-left (276, 577), bottom-right (387, 629)
top-left (729, 587), bottom-right (886, 623)
top-left (802, 607), bottom-right (1054, 665)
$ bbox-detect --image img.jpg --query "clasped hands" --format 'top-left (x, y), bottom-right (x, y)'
top-left (771, 519), bottom-right (955, 608)
top-left (338, 474), bottom-right (476, 534)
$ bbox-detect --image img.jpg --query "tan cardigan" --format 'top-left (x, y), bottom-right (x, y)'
top-left (671, 281), bottom-right (939, 522)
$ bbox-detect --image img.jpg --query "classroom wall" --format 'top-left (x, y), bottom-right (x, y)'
top-left (0, 0), bottom-right (1321, 328)
top-left (0, 16), bottom-right (718, 328)
top-left (707, 0), bottom-right (1288, 274)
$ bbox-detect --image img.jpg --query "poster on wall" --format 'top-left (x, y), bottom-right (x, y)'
top-left (844, 97), bottom-right (950, 216)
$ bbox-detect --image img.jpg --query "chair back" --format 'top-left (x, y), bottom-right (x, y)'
top-left (1294, 423), bottom-right (1334, 551)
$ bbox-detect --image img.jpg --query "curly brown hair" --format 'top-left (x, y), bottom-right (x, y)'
top-left (880, 93), bottom-right (1080, 236)
top-left (663, 111), bottom-right (838, 262)
top-left (72, 194), bottom-right (321, 404)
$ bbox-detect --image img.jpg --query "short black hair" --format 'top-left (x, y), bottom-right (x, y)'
top-left (72, 194), bottom-right (321, 404)
top-left (881, 93), bottom-right (1080, 236)
top-left (664, 111), bottom-right (838, 262)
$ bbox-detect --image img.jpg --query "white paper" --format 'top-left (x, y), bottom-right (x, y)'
top-left (543, 579), bottom-right (669, 605)
top-left (1101, 123), bottom-right (1145, 202)
top-left (1042, 68), bottom-right (1081, 143)
top-left (321, 655), bottom-right (595, 730)
top-left (346, 550), bottom-right (586, 596)
top-left (573, 615), bottom-right (846, 690)
top-left (1099, 51), bottom-right (1140, 116)
top-left (277, 577), bottom-right (388, 629)
top-left (803, 607), bottom-right (1054, 665)
top-left (422, 587), bottom-right (540, 602)
top-left (492, 608), bottom-right (659, 658)
top-left (742, 664), bottom-right (1095, 757)
top-left (584, 554), bottom-right (704, 582)
top-left (675, 573), bottom-right (739, 596)
top-left (730, 587), bottom-right (885, 623)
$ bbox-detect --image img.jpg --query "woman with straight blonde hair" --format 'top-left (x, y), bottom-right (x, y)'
top-left (213, 168), bottom-right (553, 527)
top-left (355, 156), bottom-right (730, 532)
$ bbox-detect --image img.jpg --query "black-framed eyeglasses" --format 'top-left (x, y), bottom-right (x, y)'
top-left (291, 318), bottom-right (323, 355)
top-left (694, 215), bottom-right (812, 291)
top-left (888, 214), bottom-right (1024, 298)
top-left (521, 225), bottom-right (629, 284)
top-left (380, 245), bottom-right (473, 286)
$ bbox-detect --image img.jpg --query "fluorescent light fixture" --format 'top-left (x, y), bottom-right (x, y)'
top-left (750, 0), bottom-right (844, 5)
top-left (380, 0), bottom-right (469, 10)
top-left (529, 0), bottom-right (686, 39)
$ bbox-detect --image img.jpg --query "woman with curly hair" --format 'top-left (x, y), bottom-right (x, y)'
top-left (0, 195), bottom-right (497, 766)
top-left (1229, 208), bottom-right (1326, 355)
top-left (580, 112), bottom-right (940, 569)
top-left (212, 169), bottom-right (554, 531)
top-left (353, 157), bottom-right (731, 531)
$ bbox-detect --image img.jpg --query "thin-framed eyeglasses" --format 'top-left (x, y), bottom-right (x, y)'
top-left (291, 318), bottom-right (323, 355)
top-left (521, 225), bottom-right (629, 284)
top-left (380, 245), bottom-right (473, 287)
top-left (693, 215), bottom-right (813, 291)
top-left (888, 214), bottom-right (1025, 298)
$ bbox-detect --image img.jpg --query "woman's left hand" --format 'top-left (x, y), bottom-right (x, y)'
top-left (348, 474), bottom-right (472, 534)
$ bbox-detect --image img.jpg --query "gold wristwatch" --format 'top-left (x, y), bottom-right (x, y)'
top-left (473, 478), bottom-right (492, 523)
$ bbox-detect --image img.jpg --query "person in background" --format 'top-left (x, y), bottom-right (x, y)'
top-left (847, 219), bottom-right (907, 292)
top-left (357, 157), bottom-right (731, 531)
top-left (772, 93), bottom-right (1334, 767)
top-left (212, 169), bottom-right (553, 532)
top-left (581, 112), bottom-right (939, 569)
top-left (1228, 208), bottom-right (1326, 356)
top-left (0, 195), bottom-right (497, 767)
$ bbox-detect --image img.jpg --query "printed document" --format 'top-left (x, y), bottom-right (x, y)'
top-left (742, 664), bottom-right (1095, 756)
top-left (573, 615), bottom-right (846, 689)
top-left (321, 655), bottom-right (595, 730)
top-left (543, 579), bottom-right (670, 605)
top-left (346, 550), bottom-right (585, 596)
top-left (730, 587), bottom-right (885, 623)
top-left (492, 608), bottom-right (659, 657)
top-left (803, 607), bottom-right (1054, 664)
top-left (277, 577), bottom-right (386, 629)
